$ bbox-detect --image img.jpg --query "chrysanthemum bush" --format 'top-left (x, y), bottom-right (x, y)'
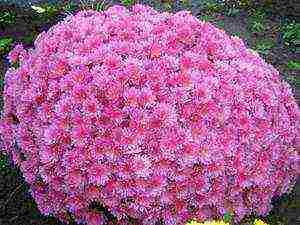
top-left (0, 4), bottom-right (299, 225)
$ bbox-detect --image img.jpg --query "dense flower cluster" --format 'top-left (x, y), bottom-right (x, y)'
top-left (1, 4), bottom-right (299, 225)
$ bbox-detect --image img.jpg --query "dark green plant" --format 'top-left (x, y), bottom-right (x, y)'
top-left (180, 0), bottom-right (191, 8)
top-left (0, 153), bottom-right (17, 178)
top-left (0, 37), bottom-right (13, 55)
top-left (163, 2), bottom-right (173, 11)
top-left (253, 39), bottom-right (274, 55)
top-left (285, 75), bottom-right (300, 88)
top-left (11, 61), bottom-right (20, 69)
top-left (95, 0), bottom-right (111, 11)
top-left (63, 2), bottom-right (78, 14)
top-left (0, 153), bottom-right (9, 171)
top-left (204, 0), bottom-right (224, 14)
top-left (121, 0), bottom-right (135, 7)
top-left (223, 212), bottom-right (233, 223)
top-left (215, 20), bottom-right (225, 29)
top-left (31, 4), bottom-right (59, 22)
top-left (226, 7), bottom-right (240, 17)
top-left (0, 10), bottom-right (16, 26)
top-left (286, 60), bottom-right (300, 70)
top-left (22, 32), bottom-right (38, 46)
top-left (251, 21), bottom-right (264, 33)
top-left (282, 22), bottom-right (300, 46)
top-left (249, 9), bottom-right (265, 33)
top-left (199, 14), bottom-right (215, 22)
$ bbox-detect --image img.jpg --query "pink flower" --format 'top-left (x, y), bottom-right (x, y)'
top-left (65, 169), bottom-right (85, 189)
top-left (88, 164), bottom-right (111, 186)
top-left (7, 44), bottom-right (26, 63)
top-left (85, 212), bottom-right (106, 225)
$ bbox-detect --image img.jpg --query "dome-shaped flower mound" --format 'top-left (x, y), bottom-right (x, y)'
top-left (1, 4), bottom-right (299, 225)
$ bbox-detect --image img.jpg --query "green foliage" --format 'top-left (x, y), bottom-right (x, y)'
top-left (203, 0), bottom-right (225, 14)
top-left (0, 153), bottom-right (19, 178)
top-left (223, 212), bottom-right (233, 223)
top-left (237, 214), bottom-right (256, 225)
top-left (0, 10), bottom-right (16, 26)
top-left (63, 2), bottom-right (78, 14)
top-left (22, 32), bottom-right (38, 46)
top-left (180, 0), bottom-right (191, 8)
top-left (92, 0), bottom-right (112, 11)
top-left (285, 75), bottom-right (300, 88)
top-left (232, 31), bottom-right (243, 38)
top-left (0, 153), bottom-right (9, 171)
top-left (0, 37), bottom-right (13, 55)
top-left (225, 7), bottom-right (240, 17)
top-left (250, 21), bottom-right (264, 33)
top-left (215, 20), bottom-right (225, 29)
top-left (31, 4), bottom-right (59, 22)
top-left (238, 0), bottom-right (252, 8)
top-left (121, 0), bottom-right (135, 7)
top-left (163, 2), bottom-right (173, 11)
top-left (249, 9), bottom-right (265, 33)
top-left (95, 1), bottom-right (105, 11)
top-left (286, 60), bottom-right (300, 70)
top-left (282, 22), bottom-right (300, 46)
top-left (253, 39), bottom-right (274, 55)
top-left (265, 192), bottom-right (298, 225)
top-left (199, 14), bottom-right (215, 22)
top-left (12, 61), bottom-right (20, 69)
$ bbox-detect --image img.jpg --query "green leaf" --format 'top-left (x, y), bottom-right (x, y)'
top-left (282, 22), bottom-right (300, 46)
top-left (223, 212), bottom-right (233, 223)
top-left (0, 11), bottom-right (16, 26)
top-left (226, 8), bottom-right (240, 17)
top-left (121, 0), bottom-right (134, 7)
top-left (31, 5), bottom-right (46, 14)
top-left (63, 2), bottom-right (78, 13)
top-left (253, 39), bottom-right (274, 55)
top-left (251, 21), bottom-right (264, 33)
top-left (0, 153), bottom-right (9, 170)
top-left (0, 37), bottom-right (13, 48)
top-left (199, 14), bottom-right (215, 22)
top-left (287, 60), bottom-right (300, 70)
top-left (0, 37), bottom-right (13, 54)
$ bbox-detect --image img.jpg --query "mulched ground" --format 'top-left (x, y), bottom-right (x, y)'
top-left (0, 1), bottom-right (299, 225)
